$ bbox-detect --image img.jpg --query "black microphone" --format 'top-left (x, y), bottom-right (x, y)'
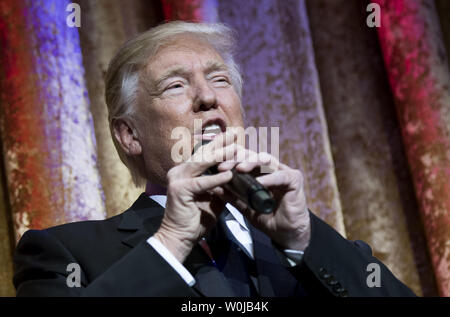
top-left (192, 140), bottom-right (276, 214)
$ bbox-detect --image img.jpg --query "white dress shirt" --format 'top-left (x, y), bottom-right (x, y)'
top-left (147, 195), bottom-right (303, 287)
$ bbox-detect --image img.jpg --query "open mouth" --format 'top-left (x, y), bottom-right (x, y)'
top-left (200, 119), bottom-right (226, 140)
top-left (202, 123), bottom-right (222, 137)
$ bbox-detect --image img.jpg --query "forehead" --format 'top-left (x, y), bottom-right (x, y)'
top-left (145, 34), bottom-right (226, 78)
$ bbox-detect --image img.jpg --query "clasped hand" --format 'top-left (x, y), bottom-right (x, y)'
top-left (153, 130), bottom-right (311, 262)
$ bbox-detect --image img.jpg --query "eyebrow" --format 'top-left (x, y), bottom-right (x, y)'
top-left (153, 61), bottom-right (229, 89)
top-left (204, 61), bottom-right (229, 75)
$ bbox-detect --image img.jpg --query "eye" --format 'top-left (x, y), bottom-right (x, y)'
top-left (167, 83), bottom-right (183, 90)
top-left (212, 76), bottom-right (230, 86)
top-left (161, 81), bottom-right (185, 96)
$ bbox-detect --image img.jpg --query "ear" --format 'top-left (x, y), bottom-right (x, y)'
top-left (112, 118), bottom-right (142, 156)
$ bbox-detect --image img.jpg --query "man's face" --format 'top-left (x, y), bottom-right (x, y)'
top-left (134, 34), bottom-right (245, 186)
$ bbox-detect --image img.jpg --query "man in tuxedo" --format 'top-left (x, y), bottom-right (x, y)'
top-left (13, 21), bottom-right (415, 297)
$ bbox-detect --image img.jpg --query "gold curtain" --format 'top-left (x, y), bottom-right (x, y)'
top-left (218, 0), bottom-right (346, 236)
top-left (374, 0), bottom-right (450, 296)
top-left (77, 0), bottom-right (162, 217)
top-left (306, 0), bottom-right (426, 296)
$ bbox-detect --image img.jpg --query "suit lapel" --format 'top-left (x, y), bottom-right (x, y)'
top-left (248, 224), bottom-right (276, 296)
top-left (248, 222), bottom-right (301, 297)
top-left (118, 193), bottom-right (164, 248)
top-left (209, 213), bottom-right (255, 296)
top-left (117, 193), bottom-right (236, 297)
top-left (183, 214), bottom-right (236, 297)
top-left (185, 245), bottom-right (235, 297)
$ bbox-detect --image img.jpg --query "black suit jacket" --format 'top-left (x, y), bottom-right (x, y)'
top-left (13, 193), bottom-right (416, 297)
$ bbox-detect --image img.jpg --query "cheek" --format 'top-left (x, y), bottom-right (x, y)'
top-left (158, 96), bottom-right (193, 119)
top-left (149, 107), bottom-right (193, 151)
top-left (143, 98), bottom-right (191, 131)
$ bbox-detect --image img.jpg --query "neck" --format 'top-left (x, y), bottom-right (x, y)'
top-left (145, 181), bottom-right (167, 196)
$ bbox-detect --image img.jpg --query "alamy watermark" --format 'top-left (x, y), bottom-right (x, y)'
top-left (66, 3), bottom-right (81, 28)
top-left (66, 3), bottom-right (380, 29)
top-left (366, 3), bottom-right (381, 28)
top-left (66, 263), bottom-right (81, 288)
top-left (366, 262), bottom-right (381, 288)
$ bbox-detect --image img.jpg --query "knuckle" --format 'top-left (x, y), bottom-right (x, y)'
top-left (189, 177), bottom-right (202, 192)
top-left (283, 172), bottom-right (290, 184)
top-left (293, 170), bottom-right (304, 184)
top-left (167, 180), bottom-right (182, 195)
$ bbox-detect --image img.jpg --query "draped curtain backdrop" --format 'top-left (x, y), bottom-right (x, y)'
top-left (0, 0), bottom-right (449, 297)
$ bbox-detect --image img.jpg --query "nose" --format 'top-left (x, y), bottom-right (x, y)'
top-left (192, 78), bottom-right (218, 112)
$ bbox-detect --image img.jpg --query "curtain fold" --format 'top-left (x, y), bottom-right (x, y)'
top-left (435, 0), bottom-right (450, 65)
top-left (0, 0), bottom-right (106, 242)
top-left (306, 0), bottom-right (431, 296)
top-left (0, 159), bottom-right (14, 296)
top-left (374, 0), bottom-right (450, 296)
top-left (218, 0), bottom-right (346, 235)
top-left (78, 0), bottom-right (162, 217)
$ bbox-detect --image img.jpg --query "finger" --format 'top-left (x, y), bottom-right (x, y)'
top-left (215, 144), bottom-right (247, 171)
top-left (188, 170), bottom-right (233, 194)
top-left (235, 152), bottom-right (280, 174)
top-left (209, 185), bottom-right (250, 212)
top-left (192, 129), bottom-right (237, 161)
top-left (201, 140), bottom-right (238, 165)
top-left (255, 170), bottom-right (298, 189)
top-left (217, 144), bottom-right (264, 171)
top-left (208, 185), bottom-right (274, 230)
top-left (208, 185), bottom-right (226, 197)
top-left (179, 142), bottom-right (238, 178)
top-left (189, 129), bottom-right (236, 163)
top-left (237, 201), bottom-right (270, 228)
top-left (217, 159), bottom-right (239, 172)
